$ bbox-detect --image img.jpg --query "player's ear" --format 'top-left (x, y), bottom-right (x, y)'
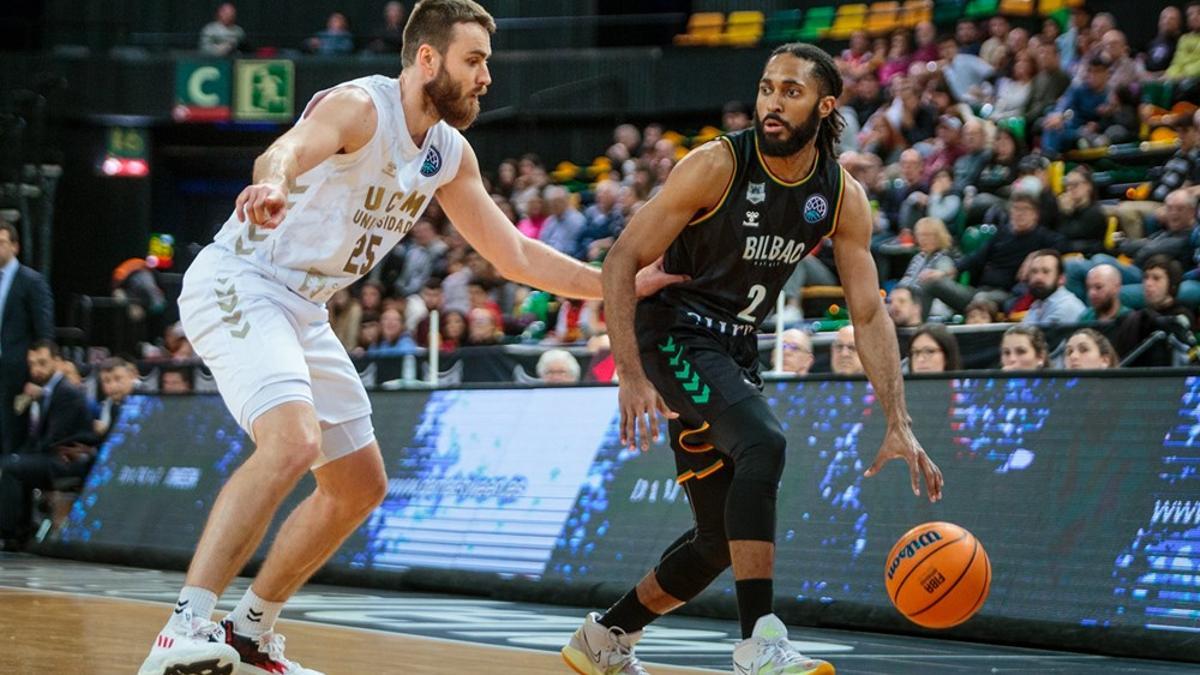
top-left (416, 43), bottom-right (440, 78)
top-left (818, 95), bottom-right (837, 118)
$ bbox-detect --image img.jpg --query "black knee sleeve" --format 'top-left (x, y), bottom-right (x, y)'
top-left (709, 398), bottom-right (787, 543)
top-left (654, 530), bottom-right (730, 602)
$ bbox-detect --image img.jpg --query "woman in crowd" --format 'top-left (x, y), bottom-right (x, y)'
top-left (991, 51), bottom-right (1038, 121)
top-left (1000, 324), bottom-right (1049, 370)
top-left (964, 298), bottom-right (1004, 324)
top-left (1063, 328), bottom-right (1119, 369)
top-left (900, 217), bottom-right (957, 317)
top-left (328, 288), bottom-right (362, 352)
top-left (908, 323), bottom-right (962, 373)
top-left (1055, 165), bottom-right (1108, 256)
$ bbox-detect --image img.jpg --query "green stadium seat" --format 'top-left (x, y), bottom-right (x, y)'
top-left (965, 0), bottom-right (1000, 19)
top-left (798, 5), bottom-right (836, 42)
top-left (934, 0), bottom-right (964, 24)
top-left (764, 8), bottom-right (804, 44)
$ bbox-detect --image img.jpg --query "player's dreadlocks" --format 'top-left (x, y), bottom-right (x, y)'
top-left (770, 43), bottom-right (846, 160)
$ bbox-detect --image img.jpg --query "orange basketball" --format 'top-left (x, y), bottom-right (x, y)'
top-left (884, 521), bottom-right (991, 629)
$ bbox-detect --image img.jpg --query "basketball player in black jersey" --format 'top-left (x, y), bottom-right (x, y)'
top-left (562, 44), bottom-right (944, 675)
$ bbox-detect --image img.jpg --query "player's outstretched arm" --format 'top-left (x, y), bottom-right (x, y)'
top-left (236, 87), bottom-right (378, 228)
top-left (603, 140), bottom-right (733, 450)
top-left (833, 175), bottom-right (944, 502)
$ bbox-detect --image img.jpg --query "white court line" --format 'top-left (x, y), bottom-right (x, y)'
top-left (0, 583), bottom-right (730, 674)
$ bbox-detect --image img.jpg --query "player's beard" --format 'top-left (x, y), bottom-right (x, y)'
top-left (424, 63), bottom-right (481, 129)
top-left (755, 102), bottom-right (821, 157)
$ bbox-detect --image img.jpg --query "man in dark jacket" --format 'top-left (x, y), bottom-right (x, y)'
top-left (918, 192), bottom-right (1065, 312)
top-left (1115, 256), bottom-right (1196, 367)
top-left (0, 340), bottom-right (95, 549)
top-left (0, 220), bottom-right (54, 455)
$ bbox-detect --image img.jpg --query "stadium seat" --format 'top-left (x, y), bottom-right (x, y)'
top-left (965, 0), bottom-right (999, 19)
top-left (934, 0), bottom-right (965, 24)
top-left (999, 0), bottom-right (1034, 16)
top-left (828, 4), bottom-right (869, 40)
top-left (674, 12), bottom-right (724, 47)
top-left (720, 11), bottom-right (765, 47)
top-left (764, 8), bottom-right (804, 43)
top-left (866, 2), bottom-right (903, 36)
top-left (1039, 0), bottom-right (1065, 14)
top-left (798, 6), bottom-right (836, 41)
top-left (902, 0), bottom-right (934, 27)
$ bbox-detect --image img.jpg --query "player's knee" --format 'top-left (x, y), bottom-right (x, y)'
top-left (259, 427), bottom-right (322, 479)
top-left (356, 467), bottom-right (388, 514)
top-left (656, 538), bottom-right (729, 602)
top-left (693, 533), bottom-right (732, 570)
top-left (735, 425), bottom-right (787, 485)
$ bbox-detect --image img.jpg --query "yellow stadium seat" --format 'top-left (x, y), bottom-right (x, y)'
top-left (720, 10), bottom-right (765, 47)
top-left (827, 4), bottom-right (869, 40)
top-left (866, 2), bottom-right (902, 36)
top-left (999, 0), bottom-right (1034, 16)
top-left (674, 12), bottom-right (724, 46)
top-left (902, 0), bottom-right (933, 27)
top-left (661, 130), bottom-right (687, 146)
top-left (1039, 0), bottom-right (1065, 14)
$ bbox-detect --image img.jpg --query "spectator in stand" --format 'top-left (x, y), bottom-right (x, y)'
top-left (771, 329), bottom-right (814, 376)
top-left (980, 16), bottom-right (1010, 66)
top-left (899, 217), bottom-right (956, 317)
top-left (838, 31), bottom-right (875, 79)
top-left (579, 179), bottom-right (625, 261)
top-left (892, 78), bottom-right (939, 146)
top-left (1116, 110), bottom-right (1200, 238)
top-left (881, 149), bottom-right (927, 232)
top-left (830, 325), bottom-right (864, 375)
top-left (964, 298), bottom-right (1003, 324)
top-left (307, 12), bottom-right (355, 55)
top-left (466, 280), bottom-right (503, 328)
top-left (721, 100), bottom-right (751, 132)
top-left (328, 288), bottom-right (362, 352)
top-left (1042, 55), bottom-right (1115, 157)
top-left (606, 124), bottom-right (641, 165)
top-left (905, 169), bottom-right (960, 237)
top-left (1026, 42), bottom-right (1072, 131)
top-left (1068, 189), bottom-right (1199, 299)
top-left (1064, 328), bottom-right (1119, 369)
top-left (887, 286), bottom-right (924, 328)
top-left (367, 307), bottom-right (416, 354)
top-left (952, 118), bottom-right (990, 194)
top-left (1078, 264), bottom-right (1130, 323)
top-left (438, 310), bottom-right (467, 352)
top-left (93, 357), bottom-right (137, 442)
top-left (494, 159), bottom-right (518, 197)
top-left (1098, 30), bottom-right (1146, 96)
top-left (1001, 325), bottom-right (1049, 370)
top-left (0, 340), bottom-right (94, 550)
top-left (1021, 249), bottom-right (1086, 325)
top-left (913, 21), bottom-right (939, 63)
top-left (1054, 166), bottom-right (1108, 256)
top-left (879, 30), bottom-right (913, 87)
top-left (922, 192), bottom-right (1065, 313)
top-left (352, 311), bottom-right (381, 357)
top-left (908, 323), bottom-right (961, 373)
top-left (974, 126), bottom-right (1023, 200)
top-left (360, 280), bottom-right (385, 316)
top-left (1114, 255), bottom-right (1196, 367)
top-left (538, 186), bottom-right (586, 257)
top-left (395, 219), bottom-right (448, 297)
top-left (408, 276), bottom-right (443, 335)
top-left (848, 75), bottom-right (885, 129)
top-left (991, 51), bottom-right (1037, 122)
top-left (921, 116), bottom-right (966, 183)
top-left (955, 18), bottom-right (982, 56)
top-left (1040, 17), bottom-right (1061, 45)
top-left (160, 367), bottom-right (193, 394)
top-left (516, 192), bottom-right (547, 240)
top-left (465, 307), bottom-right (501, 346)
top-left (1145, 6), bottom-right (1184, 76)
top-left (940, 34), bottom-right (994, 107)
top-left (1058, 7), bottom-right (1090, 72)
top-left (198, 3), bottom-right (245, 57)
top-left (1167, 2), bottom-right (1200, 80)
top-left (365, 1), bottom-right (406, 54)
top-left (0, 221), bottom-right (53, 456)
top-left (536, 349), bottom-right (581, 384)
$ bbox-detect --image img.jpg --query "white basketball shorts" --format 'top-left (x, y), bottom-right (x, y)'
top-left (178, 245), bottom-right (374, 467)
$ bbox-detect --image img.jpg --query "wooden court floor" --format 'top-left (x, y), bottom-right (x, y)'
top-left (0, 588), bottom-right (707, 674)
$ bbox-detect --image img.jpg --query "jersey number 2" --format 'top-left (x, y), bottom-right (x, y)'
top-left (343, 234), bottom-right (382, 275)
top-left (738, 284), bottom-right (767, 322)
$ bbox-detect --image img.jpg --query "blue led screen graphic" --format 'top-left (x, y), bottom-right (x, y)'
top-left (55, 376), bottom-right (1200, 655)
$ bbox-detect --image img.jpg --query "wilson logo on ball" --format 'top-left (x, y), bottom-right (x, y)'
top-left (887, 530), bottom-right (943, 580)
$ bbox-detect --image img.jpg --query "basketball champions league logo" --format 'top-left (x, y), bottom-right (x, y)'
top-left (804, 194), bottom-right (829, 224)
top-left (421, 146), bottom-right (442, 177)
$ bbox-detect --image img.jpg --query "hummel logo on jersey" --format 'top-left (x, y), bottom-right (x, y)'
top-left (746, 181), bottom-right (765, 205)
top-left (383, 161), bottom-right (397, 178)
top-left (420, 146), bottom-right (442, 177)
top-left (742, 210), bottom-right (760, 227)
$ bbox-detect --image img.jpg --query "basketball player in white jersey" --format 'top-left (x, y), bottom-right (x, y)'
top-left (138, 2), bottom-right (683, 673)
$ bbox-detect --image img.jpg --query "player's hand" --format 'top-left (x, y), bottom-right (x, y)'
top-left (634, 256), bottom-right (690, 299)
top-left (617, 374), bottom-right (677, 451)
top-left (864, 424), bottom-right (943, 502)
top-left (235, 182), bottom-right (288, 229)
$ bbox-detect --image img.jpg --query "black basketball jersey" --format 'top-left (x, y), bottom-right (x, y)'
top-left (655, 128), bottom-right (847, 333)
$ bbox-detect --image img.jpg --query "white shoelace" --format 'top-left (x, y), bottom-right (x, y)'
top-left (256, 631), bottom-right (292, 664)
top-left (761, 638), bottom-right (812, 670)
top-left (177, 610), bottom-right (225, 643)
top-left (606, 628), bottom-right (648, 675)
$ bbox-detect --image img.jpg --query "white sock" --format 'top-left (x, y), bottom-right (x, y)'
top-left (174, 586), bottom-right (218, 622)
top-left (229, 587), bottom-right (285, 637)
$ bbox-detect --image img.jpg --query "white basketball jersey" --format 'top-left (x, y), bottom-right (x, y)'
top-left (211, 74), bottom-right (465, 304)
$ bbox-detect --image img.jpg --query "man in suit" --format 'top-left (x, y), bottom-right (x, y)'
top-left (0, 220), bottom-right (55, 455)
top-left (93, 357), bottom-right (137, 443)
top-left (0, 340), bottom-right (95, 549)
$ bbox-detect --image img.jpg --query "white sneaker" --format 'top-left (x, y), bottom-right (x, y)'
top-left (561, 612), bottom-right (650, 675)
top-left (221, 620), bottom-right (324, 675)
top-left (137, 607), bottom-right (241, 675)
top-left (731, 614), bottom-right (835, 675)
